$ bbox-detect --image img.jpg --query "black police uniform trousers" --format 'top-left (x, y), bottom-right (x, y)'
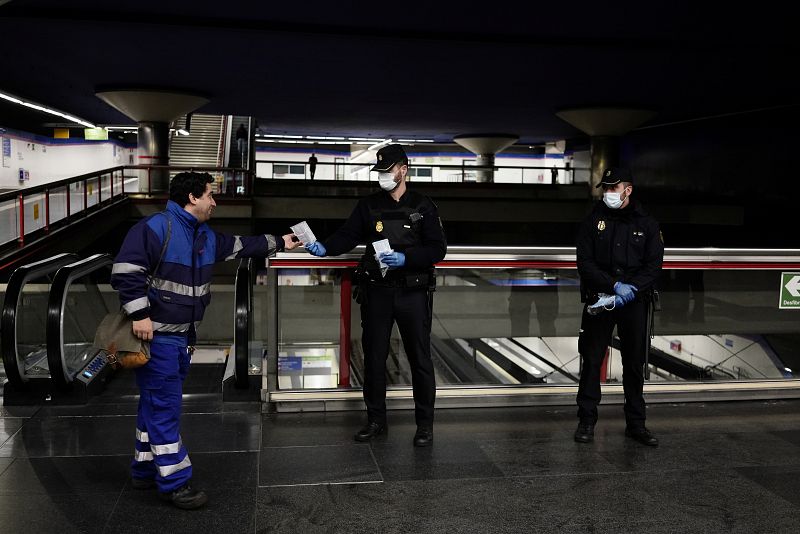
top-left (361, 281), bottom-right (435, 427)
top-left (576, 297), bottom-right (648, 429)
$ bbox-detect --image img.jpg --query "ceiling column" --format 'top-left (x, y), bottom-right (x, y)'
top-left (96, 89), bottom-right (209, 192)
top-left (556, 107), bottom-right (655, 197)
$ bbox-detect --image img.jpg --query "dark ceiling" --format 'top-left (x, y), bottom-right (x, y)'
top-left (1, 0), bottom-right (798, 144)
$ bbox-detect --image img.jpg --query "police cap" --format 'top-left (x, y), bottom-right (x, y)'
top-left (370, 144), bottom-right (408, 172)
top-left (596, 167), bottom-right (633, 188)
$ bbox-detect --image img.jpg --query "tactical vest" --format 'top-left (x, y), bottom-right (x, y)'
top-left (362, 192), bottom-right (426, 273)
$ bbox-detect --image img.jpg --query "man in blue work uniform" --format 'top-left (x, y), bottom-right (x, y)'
top-left (111, 172), bottom-right (299, 509)
top-left (574, 168), bottom-right (664, 447)
top-left (306, 144), bottom-right (447, 447)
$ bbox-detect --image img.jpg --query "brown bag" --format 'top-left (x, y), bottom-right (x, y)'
top-left (93, 310), bottom-right (151, 369)
top-left (94, 214), bottom-right (171, 370)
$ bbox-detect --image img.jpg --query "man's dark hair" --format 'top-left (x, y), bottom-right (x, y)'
top-left (169, 172), bottom-right (213, 206)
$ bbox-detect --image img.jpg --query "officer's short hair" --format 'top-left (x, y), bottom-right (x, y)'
top-left (170, 172), bottom-right (214, 206)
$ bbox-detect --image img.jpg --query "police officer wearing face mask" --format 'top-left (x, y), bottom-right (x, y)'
top-left (574, 167), bottom-right (664, 447)
top-left (306, 144), bottom-right (447, 447)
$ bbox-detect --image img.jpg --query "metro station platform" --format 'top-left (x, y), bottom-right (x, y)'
top-left (1, 385), bottom-right (799, 533)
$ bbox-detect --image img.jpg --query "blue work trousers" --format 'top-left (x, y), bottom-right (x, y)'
top-left (130, 336), bottom-right (192, 493)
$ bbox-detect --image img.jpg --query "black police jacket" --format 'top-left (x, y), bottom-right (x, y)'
top-left (322, 189), bottom-right (447, 274)
top-left (576, 199), bottom-right (664, 300)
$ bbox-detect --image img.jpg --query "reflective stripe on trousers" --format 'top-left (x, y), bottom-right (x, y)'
top-left (130, 340), bottom-right (193, 492)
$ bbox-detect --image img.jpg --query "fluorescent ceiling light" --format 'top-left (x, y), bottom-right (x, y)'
top-left (262, 134), bottom-right (303, 138)
top-left (397, 139), bottom-right (435, 143)
top-left (307, 136), bottom-right (345, 140)
top-left (348, 137), bottom-right (384, 142)
top-left (104, 126), bottom-right (138, 131)
top-left (367, 139), bottom-right (392, 151)
top-left (0, 89), bottom-right (96, 128)
top-left (176, 129), bottom-right (190, 136)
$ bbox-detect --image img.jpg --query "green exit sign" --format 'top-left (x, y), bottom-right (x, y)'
top-left (779, 272), bottom-right (800, 309)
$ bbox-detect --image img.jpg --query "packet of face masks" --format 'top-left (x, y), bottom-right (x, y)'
top-left (372, 239), bottom-right (392, 277)
top-left (587, 293), bottom-right (616, 315)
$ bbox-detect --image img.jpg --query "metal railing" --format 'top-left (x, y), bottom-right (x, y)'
top-left (255, 159), bottom-right (589, 184)
top-left (261, 246), bottom-right (800, 408)
top-left (0, 164), bottom-right (252, 250)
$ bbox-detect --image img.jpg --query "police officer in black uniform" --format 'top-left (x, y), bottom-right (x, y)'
top-left (574, 168), bottom-right (664, 447)
top-left (306, 144), bottom-right (447, 447)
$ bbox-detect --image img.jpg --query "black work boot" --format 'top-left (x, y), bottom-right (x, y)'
top-left (625, 427), bottom-right (659, 447)
top-left (574, 422), bottom-right (595, 443)
top-left (159, 484), bottom-right (208, 509)
top-left (354, 422), bottom-right (387, 442)
top-left (413, 426), bottom-right (434, 447)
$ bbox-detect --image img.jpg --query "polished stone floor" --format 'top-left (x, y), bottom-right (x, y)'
top-left (1, 369), bottom-right (800, 533)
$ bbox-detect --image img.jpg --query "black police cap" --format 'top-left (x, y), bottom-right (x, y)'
top-left (596, 167), bottom-right (633, 188)
top-left (370, 144), bottom-right (408, 172)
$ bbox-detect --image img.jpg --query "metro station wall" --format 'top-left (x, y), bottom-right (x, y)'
top-left (0, 127), bottom-right (136, 189)
top-left (621, 107), bottom-right (794, 198)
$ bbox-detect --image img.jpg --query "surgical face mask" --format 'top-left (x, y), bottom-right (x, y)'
top-left (603, 188), bottom-right (628, 209)
top-left (378, 172), bottom-right (398, 191)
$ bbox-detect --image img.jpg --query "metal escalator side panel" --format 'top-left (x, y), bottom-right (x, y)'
top-left (46, 254), bottom-right (113, 390)
top-left (232, 258), bottom-right (252, 389)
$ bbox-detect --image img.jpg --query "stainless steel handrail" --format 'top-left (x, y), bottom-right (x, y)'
top-left (268, 246), bottom-right (800, 267)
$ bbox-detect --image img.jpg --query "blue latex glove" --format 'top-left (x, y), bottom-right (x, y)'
top-left (614, 282), bottom-right (638, 304)
top-left (306, 241), bottom-right (326, 257)
top-left (380, 251), bottom-right (405, 269)
top-left (614, 295), bottom-right (625, 308)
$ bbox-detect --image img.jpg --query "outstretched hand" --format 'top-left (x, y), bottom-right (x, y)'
top-left (306, 241), bottom-right (327, 257)
top-left (283, 234), bottom-right (300, 251)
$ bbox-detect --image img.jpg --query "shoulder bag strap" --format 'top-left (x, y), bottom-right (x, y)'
top-left (146, 212), bottom-right (172, 291)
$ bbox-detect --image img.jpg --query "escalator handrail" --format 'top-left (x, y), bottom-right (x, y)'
top-left (233, 258), bottom-right (253, 388)
top-left (1, 253), bottom-right (80, 386)
top-left (46, 253), bottom-right (113, 389)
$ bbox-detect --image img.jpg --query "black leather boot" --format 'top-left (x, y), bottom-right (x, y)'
top-left (574, 422), bottom-right (595, 443)
top-left (413, 426), bottom-right (434, 447)
top-left (625, 427), bottom-right (659, 447)
top-left (159, 484), bottom-right (208, 510)
top-left (354, 422), bottom-right (387, 442)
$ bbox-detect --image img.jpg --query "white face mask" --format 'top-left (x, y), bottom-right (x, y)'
top-left (603, 192), bottom-right (623, 209)
top-left (603, 188), bottom-right (629, 209)
top-left (378, 172), bottom-right (398, 191)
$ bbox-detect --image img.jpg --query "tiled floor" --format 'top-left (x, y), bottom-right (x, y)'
top-left (2, 371), bottom-right (800, 533)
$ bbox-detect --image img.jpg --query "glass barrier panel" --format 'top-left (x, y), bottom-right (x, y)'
top-left (0, 197), bottom-right (19, 246)
top-left (16, 281), bottom-right (53, 378)
top-left (69, 182), bottom-right (84, 214)
top-left (100, 173), bottom-right (111, 202)
top-left (275, 268), bottom-right (344, 389)
top-left (86, 177), bottom-right (100, 208)
top-left (22, 193), bottom-right (46, 236)
top-left (61, 270), bottom-right (114, 379)
top-left (272, 265), bottom-right (799, 390)
top-left (50, 186), bottom-right (68, 224)
top-left (122, 173), bottom-right (139, 193)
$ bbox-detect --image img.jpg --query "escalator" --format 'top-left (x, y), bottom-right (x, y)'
top-left (2, 254), bottom-right (117, 404)
top-left (2, 254), bottom-right (259, 405)
top-left (1, 253), bottom-right (79, 403)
